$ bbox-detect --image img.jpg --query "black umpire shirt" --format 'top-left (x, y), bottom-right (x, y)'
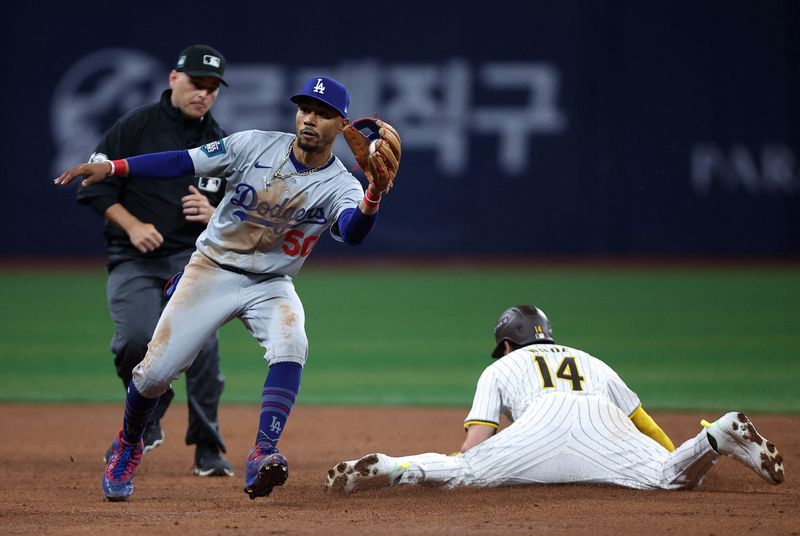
top-left (77, 89), bottom-right (227, 268)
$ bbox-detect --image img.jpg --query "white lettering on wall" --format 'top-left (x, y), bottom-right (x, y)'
top-left (691, 143), bottom-right (798, 194)
top-left (50, 50), bottom-right (567, 177)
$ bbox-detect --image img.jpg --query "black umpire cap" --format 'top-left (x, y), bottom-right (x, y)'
top-left (175, 45), bottom-right (228, 86)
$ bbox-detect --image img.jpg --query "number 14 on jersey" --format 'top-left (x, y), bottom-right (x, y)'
top-left (532, 355), bottom-right (585, 391)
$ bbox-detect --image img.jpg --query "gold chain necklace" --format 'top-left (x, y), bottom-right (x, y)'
top-left (269, 141), bottom-right (334, 182)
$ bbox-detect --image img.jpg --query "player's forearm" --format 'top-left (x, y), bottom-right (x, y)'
top-left (109, 150), bottom-right (195, 179)
top-left (337, 206), bottom-right (378, 245)
top-left (104, 203), bottom-right (143, 234)
top-left (460, 423), bottom-right (496, 453)
top-left (629, 405), bottom-right (676, 452)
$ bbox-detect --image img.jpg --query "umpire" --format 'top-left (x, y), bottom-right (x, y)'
top-left (77, 44), bottom-right (232, 476)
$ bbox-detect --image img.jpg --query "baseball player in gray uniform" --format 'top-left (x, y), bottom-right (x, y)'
top-left (326, 305), bottom-right (785, 492)
top-left (55, 76), bottom-right (402, 502)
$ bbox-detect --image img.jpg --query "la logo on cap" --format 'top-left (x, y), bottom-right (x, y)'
top-left (313, 78), bottom-right (326, 94)
top-left (203, 55), bottom-right (221, 68)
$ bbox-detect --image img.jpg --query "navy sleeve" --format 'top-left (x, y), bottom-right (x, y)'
top-left (337, 207), bottom-right (378, 245)
top-left (126, 150), bottom-right (195, 178)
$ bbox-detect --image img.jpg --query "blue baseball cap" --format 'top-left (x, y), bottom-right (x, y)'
top-left (290, 76), bottom-right (349, 117)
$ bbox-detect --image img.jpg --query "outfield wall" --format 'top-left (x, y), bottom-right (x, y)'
top-left (6, 1), bottom-right (799, 257)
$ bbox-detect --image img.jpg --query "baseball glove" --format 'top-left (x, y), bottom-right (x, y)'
top-left (343, 117), bottom-right (401, 193)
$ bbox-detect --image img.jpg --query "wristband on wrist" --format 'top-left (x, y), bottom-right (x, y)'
top-left (364, 188), bottom-right (382, 205)
top-left (107, 160), bottom-right (115, 176)
top-left (108, 159), bottom-right (127, 176)
top-left (362, 195), bottom-right (380, 209)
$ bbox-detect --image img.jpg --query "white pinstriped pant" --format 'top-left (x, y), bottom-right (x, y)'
top-left (396, 393), bottom-right (718, 490)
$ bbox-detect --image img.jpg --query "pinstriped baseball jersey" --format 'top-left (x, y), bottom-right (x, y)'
top-left (188, 131), bottom-right (363, 275)
top-left (329, 338), bottom-right (737, 490)
top-left (392, 392), bottom-right (717, 490)
top-left (378, 342), bottom-right (720, 490)
top-left (464, 344), bottom-right (641, 428)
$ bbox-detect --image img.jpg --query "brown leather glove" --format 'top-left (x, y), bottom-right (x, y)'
top-left (343, 117), bottom-right (402, 193)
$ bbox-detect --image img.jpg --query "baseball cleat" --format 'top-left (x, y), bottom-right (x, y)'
top-left (326, 453), bottom-right (407, 493)
top-left (193, 444), bottom-right (233, 477)
top-left (103, 420), bottom-right (163, 463)
top-left (102, 429), bottom-right (144, 501)
top-left (701, 412), bottom-right (784, 485)
top-left (243, 442), bottom-right (288, 499)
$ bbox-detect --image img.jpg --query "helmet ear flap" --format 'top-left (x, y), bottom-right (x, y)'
top-left (491, 305), bottom-right (554, 358)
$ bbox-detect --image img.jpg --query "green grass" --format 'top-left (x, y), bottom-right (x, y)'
top-left (1, 264), bottom-right (798, 412)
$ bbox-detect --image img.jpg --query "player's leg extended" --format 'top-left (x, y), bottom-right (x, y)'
top-left (329, 395), bottom-right (675, 491)
top-left (104, 259), bottom-right (174, 459)
top-left (327, 452), bottom-right (471, 492)
top-left (239, 277), bottom-right (307, 499)
top-left (551, 395), bottom-right (696, 490)
top-left (327, 395), bottom-right (628, 491)
top-left (103, 253), bottom-right (241, 500)
top-left (568, 403), bottom-right (780, 488)
top-left (328, 394), bottom-right (581, 492)
top-left (103, 259), bottom-right (174, 499)
top-left (665, 412), bottom-right (784, 487)
top-left (655, 427), bottom-right (718, 489)
top-left (564, 396), bottom-right (722, 490)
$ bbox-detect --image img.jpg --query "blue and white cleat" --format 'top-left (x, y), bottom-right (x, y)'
top-left (102, 429), bottom-right (144, 501)
top-left (243, 442), bottom-right (288, 499)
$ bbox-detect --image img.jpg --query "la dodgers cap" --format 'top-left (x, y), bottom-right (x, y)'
top-left (290, 76), bottom-right (349, 117)
top-left (175, 45), bottom-right (228, 86)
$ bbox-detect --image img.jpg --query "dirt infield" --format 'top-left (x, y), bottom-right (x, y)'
top-left (1, 404), bottom-right (797, 535)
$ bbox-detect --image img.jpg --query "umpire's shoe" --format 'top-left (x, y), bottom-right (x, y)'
top-left (193, 443), bottom-right (234, 477)
top-left (102, 429), bottom-right (144, 501)
top-left (243, 442), bottom-right (288, 499)
top-left (702, 412), bottom-right (784, 485)
top-left (142, 420), bottom-right (165, 452)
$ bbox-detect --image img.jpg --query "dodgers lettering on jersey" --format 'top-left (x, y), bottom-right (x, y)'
top-left (188, 131), bottom-right (364, 275)
top-left (464, 344), bottom-right (640, 427)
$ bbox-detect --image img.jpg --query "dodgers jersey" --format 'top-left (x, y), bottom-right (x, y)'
top-left (188, 131), bottom-right (364, 275)
top-left (464, 344), bottom-right (641, 427)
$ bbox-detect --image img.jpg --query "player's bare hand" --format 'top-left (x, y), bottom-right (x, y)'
top-left (53, 162), bottom-right (111, 187)
top-left (182, 185), bottom-right (214, 223)
top-left (128, 222), bottom-right (164, 253)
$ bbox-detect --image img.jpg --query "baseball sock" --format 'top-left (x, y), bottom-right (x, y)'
top-left (256, 362), bottom-right (302, 446)
top-left (121, 381), bottom-right (160, 444)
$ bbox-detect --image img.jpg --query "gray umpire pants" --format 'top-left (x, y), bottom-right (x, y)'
top-left (106, 250), bottom-right (225, 448)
